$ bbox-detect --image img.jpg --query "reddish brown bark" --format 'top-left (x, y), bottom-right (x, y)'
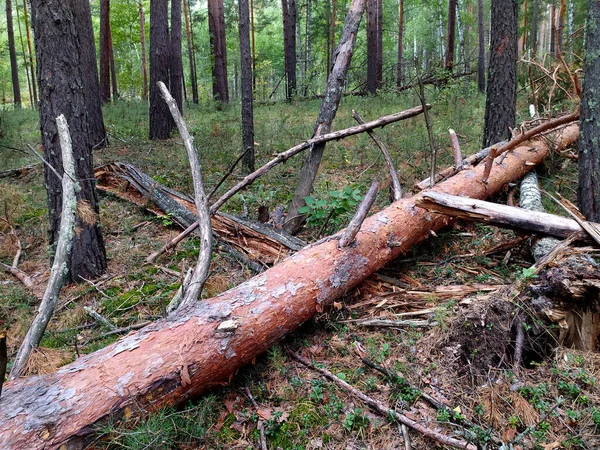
top-left (0, 125), bottom-right (579, 449)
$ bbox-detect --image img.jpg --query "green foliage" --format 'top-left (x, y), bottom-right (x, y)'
top-left (298, 186), bottom-right (363, 231)
top-left (343, 408), bottom-right (369, 433)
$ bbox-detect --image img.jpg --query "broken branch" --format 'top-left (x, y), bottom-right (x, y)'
top-left (338, 180), bottom-right (379, 248)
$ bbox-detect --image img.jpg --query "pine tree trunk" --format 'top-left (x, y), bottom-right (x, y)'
top-left (550, 0), bottom-right (556, 55)
top-left (397, 0), bottom-right (404, 88)
top-left (557, 0), bottom-right (566, 53)
top-left (208, 0), bottom-right (229, 103)
top-left (239, 0), bottom-right (255, 172)
top-left (287, 0), bottom-right (297, 97)
top-left (149, 0), bottom-right (173, 139)
top-left (367, 0), bottom-right (377, 93)
top-left (376, 0), bottom-right (382, 86)
top-left (14, 0), bottom-right (32, 105)
top-left (30, 0), bottom-right (107, 281)
top-left (22, 0), bottom-right (37, 106)
top-left (578, 0), bottom-right (600, 222)
top-left (304, 0), bottom-right (311, 96)
top-left (139, 1), bottom-right (149, 100)
top-left (109, 26), bottom-right (118, 100)
top-left (456, 0), bottom-right (466, 72)
top-left (482, 0), bottom-right (517, 147)
top-left (445, 0), bottom-right (457, 72)
top-left (250, 0), bottom-right (256, 90)
top-left (71, 0), bottom-right (107, 150)
top-left (285, 0), bottom-right (366, 233)
top-left (6, 0), bottom-right (21, 107)
top-left (532, 0), bottom-right (538, 55)
top-left (100, 0), bottom-right (111, 103)
top-left (170, 0), bottom-right (183, 111)
top-left (438, 0), bottom-right (446, 61)
top-left (520, 0), bottom-right (528, 54)
top-left (183, 0), bottom-right (198, 103)
top-left (477, 0), bottom-right (485, 92)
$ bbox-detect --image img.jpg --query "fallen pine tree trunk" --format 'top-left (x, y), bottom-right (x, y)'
top-left (0, 124), bottom-right (579, 449)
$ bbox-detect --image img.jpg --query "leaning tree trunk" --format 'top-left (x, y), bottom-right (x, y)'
top-left (0, 124), bottom-right (579, 450)
top-left (482, 0), bottom-right (517, 147)
top-left (31, 0), bottom-right (107, 282)
top-left (578, 0), bottom-right (600, 222)
top-left (285, 0), bottom-right (366, 233)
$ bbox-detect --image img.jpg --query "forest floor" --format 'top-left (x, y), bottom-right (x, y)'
top-left (1, 83), bottom-right (598, 450)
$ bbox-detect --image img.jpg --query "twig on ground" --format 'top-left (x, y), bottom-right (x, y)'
top-left (159, 81), bottom-right (212, 308)
top-left (286, 349), bottom-right (478, 450)
top-left (83, 306), bottom-right (117, 331)
top-left (401, 424), bottom-right (411, 450)
top-left (351, 318), bottom-right (434, 328)
top-left (338, 180), bottom-right (379, 248)
top-left (81, 321), bottom-right (152, 346)
top-left (10, 115), bottom-right (78, 380)
top-left (352, 110), bottom-right (402, 201)
top-left (245, 386), bottom-right (268, 450)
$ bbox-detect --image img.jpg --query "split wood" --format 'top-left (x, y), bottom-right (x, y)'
top-left (10, 115), bottom-right (77, 380)
top-left (481, 110), bottom-right (579, 182)
top-left (149, 105), bottom-right (427, 261)
top-left (287, 350), bottom-right (477, 450)
top-left (416, 191), bottom-right (592, 239)
top-left (158, 81), bottom-right (212, 307)
top-left (352, 110), bottom-right (402, 200)
top-left (338, 180), bottom-right (379, 248)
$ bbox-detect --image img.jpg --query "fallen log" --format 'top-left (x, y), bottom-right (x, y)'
top-left (0, 124), bottom-right (579, 449)
top-left (95, 162), bottom-right (305, 265)
top-left (415, 191), bottom-right (591, 239)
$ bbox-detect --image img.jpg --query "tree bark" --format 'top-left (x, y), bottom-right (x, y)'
top-left (285, 0), bottom-right (366, 233)
top-left (31, 0), bottom-right (107, 282)
top-left (477, 0), bottom-right (485, 93)
top-left (367, 0), bottom-right (377, 94)
top-left (282, 0), bottom-right (297, 99)
top-left (100, 0), bottom-right (111, 103)
top-left (208, 0), bottom-right (229, 103)
top-left (376, 0), bottom-right (382, 86)
top-left (397, 0), bottom-right (404, 88)
top-left (239, 0), bottom-right (255, 172)
top-left (578, 0), bottom-right (600, 222)
top-left (0, 124), bottom-right (579, 450)
top-left (170, 0), bottom-right (183, 112)
top-left (532, 0), bottom-right (538, 55)
top-left (182, 0), bottom-right (198, 103)
top-left (456, 0), bottom-right (467, 72)
top-left (6, 0), bottom-right (21, 108)
top-left (557, 0), bottom-right (566, 54)
top-left (482, 0), bottom-right (517, 147)
top-left (149, 0), bottom-right (173, 139)
top-left (445, 0), bottom-right (457, 72)
top-left (109, 28), bottom-right (118, 101)
top-left (71, 0), bottom-right (107, 150)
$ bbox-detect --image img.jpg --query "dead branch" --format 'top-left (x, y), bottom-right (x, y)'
top-left (416, 191), bottom-right (587, 239)
top-left (83, 306), bottom-right (117, 331)
top-left (0, 263), bottom-right (34, 289)
top-left (287, 350), bottom-right (477, 450)
top-left (10, 115), bottom-right (77, 380)
top-left (352, 318), bottom-right (434, 328)
top-left (338, 180), bottom-right (379, 248)
top-left (245, 386), bottom-right (268, 450)
top-left (158, 82), bottom-right (212, 308)
top-left (207, 148), bottom-right (250, 200)
top-left (352, 110), bottom-right (402, 200)
top-left (211, 105), bottom-right (428, 213)
top-left (448, 129), bottom-right (463, 170)
top-left (416, 73), bottom-right (437, 188)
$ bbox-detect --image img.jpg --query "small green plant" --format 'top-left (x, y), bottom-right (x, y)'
top-left (437, 409), bottom-right (451, 423)
top-left (298, 186), bottom-right (363, 230)
top-left (343, 408), bottom-right (370, 433)
top-left (519, 267), bottom-right (538, 281)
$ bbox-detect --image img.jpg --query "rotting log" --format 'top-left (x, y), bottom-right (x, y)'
top-left (416, 191), bottom-right (589, 239)
top-left (95, 162), bottom-right (305, 265)
top-left (0, 124), bottom-right (579, 449)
